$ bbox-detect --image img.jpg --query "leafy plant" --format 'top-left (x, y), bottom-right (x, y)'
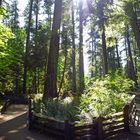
top-left (32, 72), bottom-right (133, 125)
top-left (33, 95), bottom-right (80, 122)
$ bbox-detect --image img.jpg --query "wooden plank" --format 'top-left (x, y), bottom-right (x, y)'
top-left (104, 128), bottom-right (124, 138)
top-left (131, 105), bottom-right (136, 114)
top-left (33, 114), bottom-right (66, 130)
top-left (65, 120), bottom-right (74, 140)
top-left (103, 112), bottom-right (123, 121)
top-left (75, 134), bottom-right (97, 140)
top-left (135, 99), bottom-right (140, 104)
top-left (75, 129), bottom-right (97, 136)
top-left (123, 104), bottom-right (129, 131)
top-left (34, 113), bottom-right (65, 124)
top-left (104, 124), bottom-right (125, 132)
top-left (97, 117), bottom-right (104, 140)
top-left (127, 96), bottom-right (135, 113)
top-left (103, 119), bottom-right (124, 126)
top-left (74, 123), bottom-right (96, 130)
top-left (33, 123), bottom-right (65, 136)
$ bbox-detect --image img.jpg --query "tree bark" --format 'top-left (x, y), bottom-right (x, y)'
top-left (37, 67), bottom-right (40, 94)
top-left (133, 41), bottom-right (137, 74)
top-left (79, 0), bottom-right (85, 94)
top-left (115, 39), bottom-right (120, 68)
top-left (126, 28), bottom-right (138, 86)
top-left (91, 36), bottom-right (94, 77)
top-left (44, 0), bottom-right (62, 99)
top-left (0, 0), bottom-right (2, 6)
top-left (95, 43), bottom-right (98, 77)
top-left (130, 11), bottom-right (140, 54)
top-left (23, 0), bottom-right (33, 94)
top-left (33, 0), bottom-right (39, 94)
top-left (102, 25), bottom-right (108, 75)
top-left (71, 0), bottom-right (76, 93)
top-left (58, 29), bottom-right (68, 95)
top-left (125, 2), bottom-right (140, 54)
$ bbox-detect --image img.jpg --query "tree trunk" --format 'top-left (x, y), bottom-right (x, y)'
top-left (126, 28), bottom-right (138, 86)
top-left (0, 0), bottom-right (2, 6)
top-left (58, 29), bottom-right (68, 94)
top-left (133, 41), bottom-right (137, 74)
top-left (44, 0), bottom-right (62, 99)
top-left (79, 0), bottom-right (85, 94)
top-left (33, 68), bottom-right (37, 94)
top-left (95, 43), bottom-right (98, 77)
top-left (115, 39), bottom-right (120, 68)
top-left (130, 12), bottom-right (140, 54)
top-left (91, 36), bottom-right (94, 77)
top-left (125, 2), bottom-right (140, 54)
top-left (37, 67), bottom-right (40, 94)
top-left (43, 13), bottom-right (50, 94)
top-left (15, 74), bottom-right (19, 94)
top-left (33, 0), bottom-right (39, 94)
top-left (124, 36), bottom-right (129, 75)
top-left (23, 0), bottom-right (33, 94)
top-left (71, 0), bottom-right (76, 93)
top-left (102, 25), bottom-right (108, 75)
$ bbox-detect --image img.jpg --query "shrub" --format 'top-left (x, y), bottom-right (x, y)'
top-left (32, 72), bottom-right (133, 125)
top-left (33, 95), bottom-right (80, 122)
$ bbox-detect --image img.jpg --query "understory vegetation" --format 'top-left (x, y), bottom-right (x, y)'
top-left (33, 72), bottom-right (133, 124)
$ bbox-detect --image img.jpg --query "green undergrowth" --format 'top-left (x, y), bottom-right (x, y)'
top-left (32, 72), bottom-right (133, 125)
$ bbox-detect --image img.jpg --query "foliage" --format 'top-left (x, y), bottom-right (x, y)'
top-left (0, 24), bottom-right (14, 52)
top-left (0, 23), bottom-right (14, 92)
top-left (33, 95), bottom-right (80, 122)
top-left (32, 72), bottom-right (133, 125)
top-left (0, 2), bottom-right (26, 93)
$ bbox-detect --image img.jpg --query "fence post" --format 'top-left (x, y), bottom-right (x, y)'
top-left (28, 96), bottom-right (33, 130)
top-left (65, 120), bottom-right (72, 140)
top-left (123, 104), bottom-right (130, 132)
top-left (97, 117), bottom-right (104, 140)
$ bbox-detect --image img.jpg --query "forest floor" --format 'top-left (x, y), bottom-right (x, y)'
top-left (0, 104), bottom-right (140, 140)
top-left (0, 104), bottom-right (56, 140)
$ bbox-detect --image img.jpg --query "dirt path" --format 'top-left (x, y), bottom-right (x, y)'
top-left (0, 104), bottom-right (55, 140)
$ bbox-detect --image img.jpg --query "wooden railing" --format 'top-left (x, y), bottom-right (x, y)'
top-left (102, 112), bottom-right (125, 139)
top-left (74, 121), bottom-right (98, 140)
top-left (28, 95), bottom-right (136, 140)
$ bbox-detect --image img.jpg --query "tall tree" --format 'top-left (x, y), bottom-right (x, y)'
top-left (32, 0), bottom-right (39, 94)
top-left (124, 1), bottom-right (140, 54)
top-left (115, 38), bottom-right (121, 68)
top-left (102, 25), bottom-right (108, 75)
top-left (79, 0), bottom-right (85, 94)
top-left (71, 0), bottom-right (76, 93)
top-left (23, 0), bottom-right (33, 94)
top-left (96, 0), bottom-right (109, 75)
top-left (58, 25), bottom-right (68, 94)
top-left (44, 0), bottom-right (62, 99)
top-left (0, 0), bottom-right (2, 6)
top-left (126, 27), bottom-right (138, 86)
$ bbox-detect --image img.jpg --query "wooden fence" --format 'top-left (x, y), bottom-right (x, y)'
top-left (28, 95), bottom-right (137, 140)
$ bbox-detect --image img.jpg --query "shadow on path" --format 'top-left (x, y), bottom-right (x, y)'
top-left (0, 105), bottom-right (55, 140)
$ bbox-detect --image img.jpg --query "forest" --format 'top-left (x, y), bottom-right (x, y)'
top-left (1, 0), bottom-right (140, 135)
